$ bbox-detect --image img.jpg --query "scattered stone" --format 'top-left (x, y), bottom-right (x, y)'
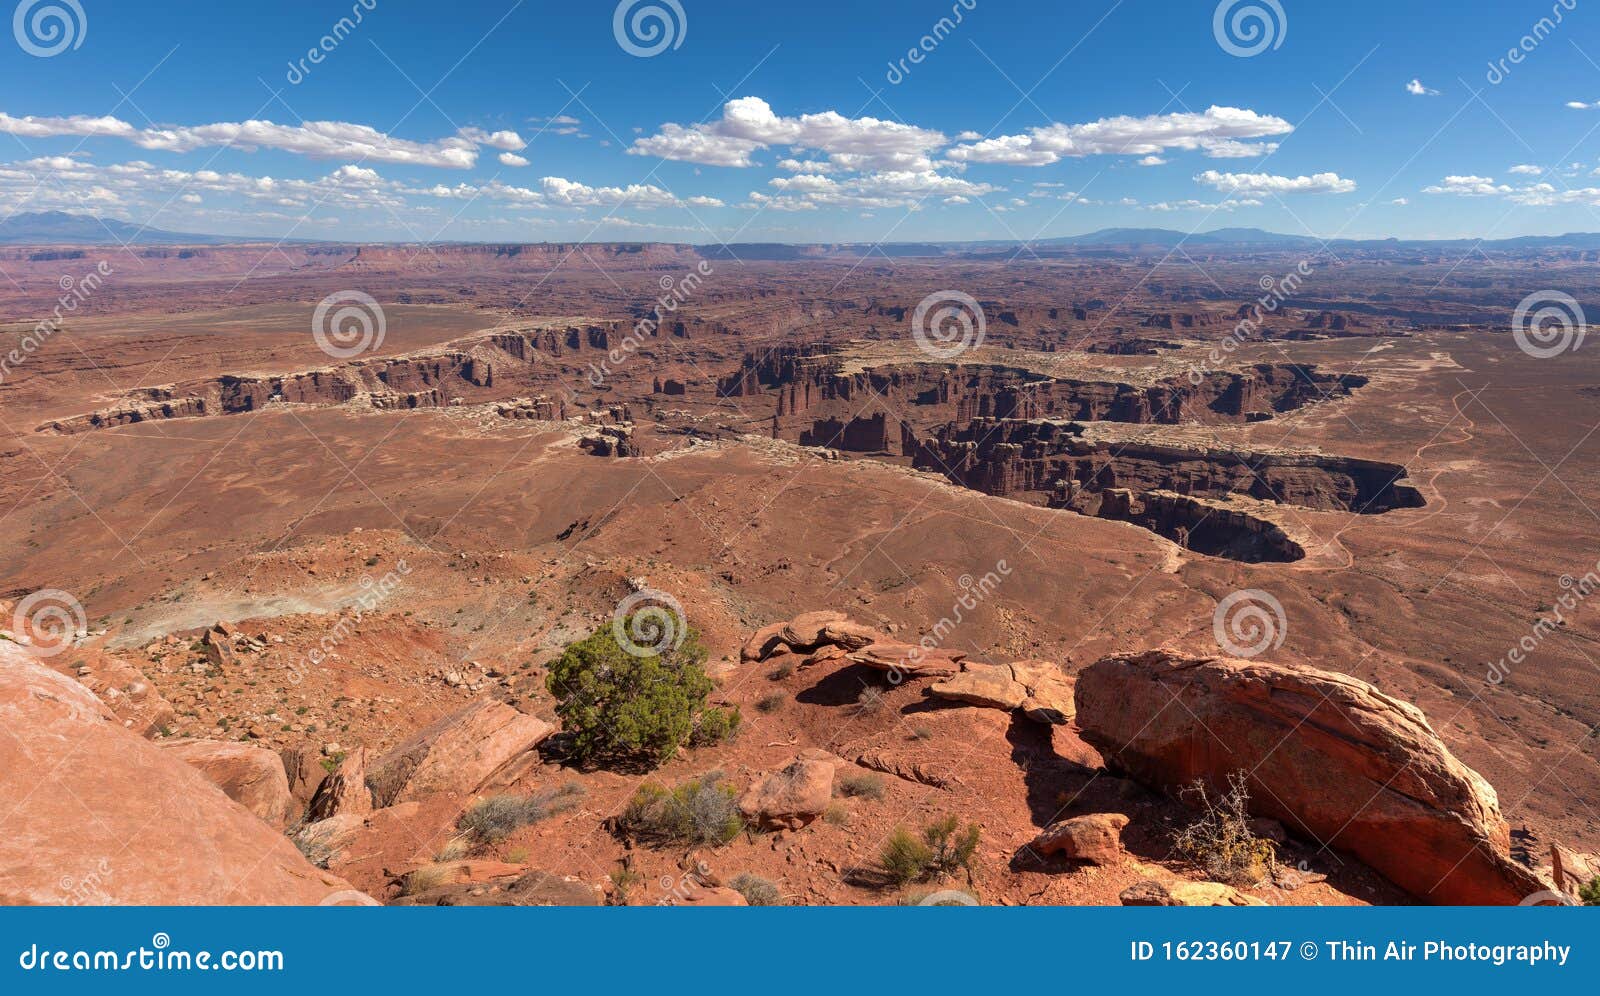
top-left (1030, 812), bottom-right (1131, 865)
top-left (739, 757), bottom-right (836, 830)
top-left (158, 739), bottom-right (297, 829)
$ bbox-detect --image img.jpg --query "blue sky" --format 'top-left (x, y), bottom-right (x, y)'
top-left (3, 0), bottom-right (1598, 242)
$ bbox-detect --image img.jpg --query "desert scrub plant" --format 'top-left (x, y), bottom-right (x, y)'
top-left (1581, 877), bottom-right (1600, 906)
top-left (546, 615), bottom-right (713, 769)
top-left (824, 802), bottom-right (851, 827)
top-left (854, 686), bottom-right (888, 715)
top-left (689, 705), bottom-right (742, 748)
top-left (457, 783), bottom-right (586, 844)
top-left (399, 863), bottom-right (454, 897)
top-left (879, 816), bottom-right (981, 886)
top-left (617, 773), bottom-right (745, 847)
top-left (729, 873), bottom-right (782, 906)
top-left (837, 772), bottom-right (886, 801)
top-left (768, 660), bottom-right (795, 680)
top-left (755, 691), bottom-right (787, 714)
top-left (1171, 771), bottom-right (1276, 887)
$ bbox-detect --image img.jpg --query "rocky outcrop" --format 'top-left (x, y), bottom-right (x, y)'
top-left (307, 747), bottom-right (374, 822)
top-left (1031, 813), bottom-right (1130, 865)
top-left (739, 755), bottom-right (836, 830)
top-left (158, 739), bottom-right (297, 829)
top-left (930, 659), bottom-right (1074, 724)
top-left (0, 646), bottom-right (367, 905)
top-left (848, 642), bottom-right (966, 679)
top-left (392, 869), bottom-right (602, 906)
top-left (1076, 649), bottom-right (1550, 905)
top-left (366, 699), bottom-right (554, 807)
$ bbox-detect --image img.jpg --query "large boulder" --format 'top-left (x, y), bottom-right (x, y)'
top-left (1030, 813), bottom-right (1130, 865)
top-left (306, 747), bottom-right (374, 822)
top-left (367, 699), bottom-right (554, 807)
top-left (738, 757), bottom-right (835, 830)
top-left (158, 739), bottom-right (297, 828)
top-left (931, 662), bottom-right (1028, 711)
top-left (0, 646), bottom-right (367, 905)
top-left (1076, 649), bottom-right (1549, 906)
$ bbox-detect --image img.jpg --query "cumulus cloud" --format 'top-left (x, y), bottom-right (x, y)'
top-left (631, 96), bottom-right (948, 171)
top-left (1567, 100), bottom-right (1596, 110)
top-left (1195, 169), bottom-right (1357, 195)
top-left (764, 169), bottom-right (999, 210)
top-left (946, 107), bottom-right (1291, 166)
top-left (1422, 175), bottom-right (1512, 196)
top-left (1406, 79), bottom-right (1440, 96)
top-left (0, 111), bottom-right (528, 169)
top-left (1508, 164), bottom-right (1543, 175)
top-left (498, 152), bottom-right (530, 167)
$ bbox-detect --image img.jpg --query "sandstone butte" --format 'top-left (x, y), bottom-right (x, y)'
top-left (0, 643), bottom-right (371, 906)
top-left (1075, 649), bottom-right (1552, 906)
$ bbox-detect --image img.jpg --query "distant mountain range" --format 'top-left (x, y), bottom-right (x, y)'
top-left (7, 211), bottom-right (1600, 254)
top-left (0, 211), bottom-right (252, 245)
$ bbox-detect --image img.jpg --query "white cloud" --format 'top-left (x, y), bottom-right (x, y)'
top-left (1195, 169), bottom-right (1357, 195)
top-left (1422, 175), bottom-right (1511, 196)
top-left (539, 176), bottom-right (721, 210)
top-left (1567, 101), bottom-right (1596, 110)
top-left (946, 106), bottom-right (1292, 166)
top-left (1406, 79), bottom-right (1440, 96)
top-left (1137, 155), bottom-right (1167, 166)
top-left (765, 168), bottom-right (999, 210)
top-left (1508, 164), bottom-right (1543, 175)
top-left (498, 152), bottom-right (530, 167)
top-left (0, 111), bottom-right (528, 169)
top-left (632, 96), bottom-right (948, 171)
top-left (1391, 197), bottom-right (1409, 206)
